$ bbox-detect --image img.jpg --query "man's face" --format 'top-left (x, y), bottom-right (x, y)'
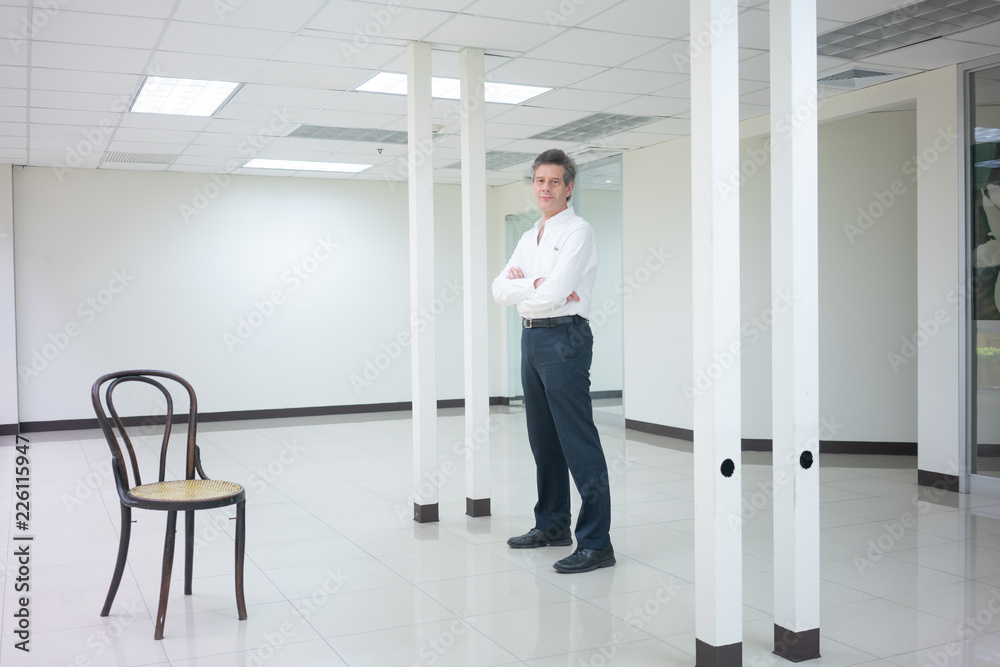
top-left (533, 163), bottom-right (573, 219)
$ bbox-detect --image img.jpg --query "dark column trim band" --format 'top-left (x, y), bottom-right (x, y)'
top-left (0, 424), bottom-right (18, 436)
top-left (695, 639), bottom-right (742, 667)
top-left (466, 497), bottom-right (491, 517)
top-left (774, 625), bottom-right (820, 662)
top-left (413, 503), bottom-right (439, 523)
top-left (917, 469), bottom-right (960, 492)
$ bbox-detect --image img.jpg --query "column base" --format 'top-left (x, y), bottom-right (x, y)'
top-left (413, 503), bottom-right (439, 523)
top-left (695, 639), bottom-right (742, 667)
top-left (466, 497), bottom-right (491, 517)
top-left (774, 625), bottom-right (820, 662)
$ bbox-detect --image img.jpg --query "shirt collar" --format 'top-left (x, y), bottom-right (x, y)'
top-left (534, 206), bottom-right (575, 230)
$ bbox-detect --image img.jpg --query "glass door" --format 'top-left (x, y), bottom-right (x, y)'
top-left (968, 65), bottom-right (1000, 481)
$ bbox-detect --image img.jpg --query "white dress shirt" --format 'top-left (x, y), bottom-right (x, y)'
top-left (492, 207), bottom-right (599, 320)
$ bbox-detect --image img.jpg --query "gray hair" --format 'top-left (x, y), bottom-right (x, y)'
top-left (531, 149), bottom-right (577, 202)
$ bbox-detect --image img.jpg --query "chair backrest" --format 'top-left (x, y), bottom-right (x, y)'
top-left (92, 370), bottom-right (199, 495)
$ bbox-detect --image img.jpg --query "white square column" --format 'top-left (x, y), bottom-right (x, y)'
top-left (770, 0), bottom-right (822, 660)
top-left (690, 0), bottom-right (743, 664)
top-left (407, 41), bottom-right (438, 523)
top-left (459, 47), bottom-right (491, 517)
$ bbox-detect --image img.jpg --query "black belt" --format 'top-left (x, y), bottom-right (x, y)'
top-left (522, 315), bottom-right (588, 328)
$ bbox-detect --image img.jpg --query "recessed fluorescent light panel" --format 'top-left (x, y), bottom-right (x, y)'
top-left (817, 0), bottom-right (1000, 60)
top-left (356, 72), bottom-right (550, 104)
top-left (531, 113), bottom-right (660, 142)
top-left (131, 77), bottom-right (241, 116)
top-left (242, 159), bottom-right (371, 173)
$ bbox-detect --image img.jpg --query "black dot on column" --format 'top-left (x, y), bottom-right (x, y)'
top-left (800, 451), bottom-right (814, 469)
top-left (720, 459), bottom-right (735, 477)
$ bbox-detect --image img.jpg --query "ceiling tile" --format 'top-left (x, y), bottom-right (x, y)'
top-left (148, 52), bottom-right (266, 82)
top-left (604, 95), bottom-right (689, 117)
top-left (251, 61), bottom-right (375, 90)
top-left (739, 8), bottom-right (770, 50)
top-left (29, 109), bottom-right (122, 127)
top-left (574, 68), bottom-right (688, 95)
top-left (529, 88), bottom-right (637, 112)
top-left (487, 105), bottom-right (589, 127)
top-left (54, 0), bottom-right (176, 19)
top-left (112, 127), bottom-right (201, 144)
top-left (158, 21), bottom-right (294, 59)
top-left (465, 0), bottom-right (621, 27)
top-left (230, 84), bottom-right (340, 109)
top-left (305, 109), bottom-right (402, 129)
top-left (275, 35), bottom-right (402, 70)
top-left (29, 10), bottom-right (165, 49)
top-left (588, 35), bottom-right (685, 71)
top-left (307, 1), bottom-right (451, 41)
top-left (0, 108), bottom-right (25, 123)
top-left (0, 121), bottom-right (26, 137)
top-left (425, 14), bottom-right (564, 52)
top-left (816, 0), bottom-right (918, 24)
top-left (120, 114), bottom-right (212, 132)
top-left (172, 0), bottom-right (327, 32)
top-left (31, 90), bottom-right (127, 113)
top-left (580, 0), bottom-right (690, 39)
top-left (0, 65), bottom-right (26, 88)
top-left (30, 42), bottom-right (150, 74)
top-left (487, 57), bottom-right (605, 88)
top-left (30, 68), bottom-right (138, 95)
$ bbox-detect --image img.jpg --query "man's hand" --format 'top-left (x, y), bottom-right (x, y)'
top-left (507, 267), bottom-right (525, 279)
top-left (534, 276), bottom-right (580, 304)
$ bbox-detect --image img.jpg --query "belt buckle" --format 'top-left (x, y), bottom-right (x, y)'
top-left (524, 318), bottom-right (533, 329)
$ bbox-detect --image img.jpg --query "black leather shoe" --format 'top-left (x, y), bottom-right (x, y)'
top-left (553, 546), bottom-right (615, 573)
top-left (506, 528), bottom-right (573, 549)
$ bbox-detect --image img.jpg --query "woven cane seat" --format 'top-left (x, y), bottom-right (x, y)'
top-left (131, 479), bottom-right (243, 502)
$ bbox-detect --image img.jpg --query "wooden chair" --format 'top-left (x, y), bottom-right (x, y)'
top-left (91, 370), bottom-right (247, 640)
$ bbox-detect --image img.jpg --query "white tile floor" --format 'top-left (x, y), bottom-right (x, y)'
top-left (1, 407), bottom-right (1000, 666)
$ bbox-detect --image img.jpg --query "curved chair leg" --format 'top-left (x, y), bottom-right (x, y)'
top-left (154, 511), bottom-right (178, 640)
top-left (235, 500), bottom-right (247, 620)
top-left (184, 509), bottom-right (194, 595)
top-left (101, 504), bottom-right (132, 617)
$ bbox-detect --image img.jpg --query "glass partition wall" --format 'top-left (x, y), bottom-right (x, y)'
top-left (969, 65), bottom-right (1000, 480)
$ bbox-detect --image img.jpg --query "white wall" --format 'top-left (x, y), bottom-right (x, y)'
top-left (623, 110), bottom-right (920, 444)
top-left (12, 167), bottom-right (469, 423)
top-left (0, 164), bottom-right (16, 429)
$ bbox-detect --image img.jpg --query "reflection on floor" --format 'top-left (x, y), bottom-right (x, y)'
top-left (1, 407), bottom-right (999, 666)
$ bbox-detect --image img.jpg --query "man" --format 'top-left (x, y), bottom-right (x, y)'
top-left (492, 148), bottom-right (614, 574)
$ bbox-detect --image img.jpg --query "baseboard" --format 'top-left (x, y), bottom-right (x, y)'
top-left (624, 420), bottom-right (918, 456)
top-left (19, 398), bottom-right (515, 433)
top-left (917, 469), bottom-right (960, 492)
top-left (0, 423), bottom-right (17, 436)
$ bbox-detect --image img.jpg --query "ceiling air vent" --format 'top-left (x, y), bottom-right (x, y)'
top-left (818, 68), bottom-right (897, 88)
top-left (103, 152), bottom-right (178, 164)
top-left (530, 113), bottom-right (661, 142)
top-left (287, 125), bottom-right (410, 144)
top-left (444, 151), bottom-right (538, 171)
